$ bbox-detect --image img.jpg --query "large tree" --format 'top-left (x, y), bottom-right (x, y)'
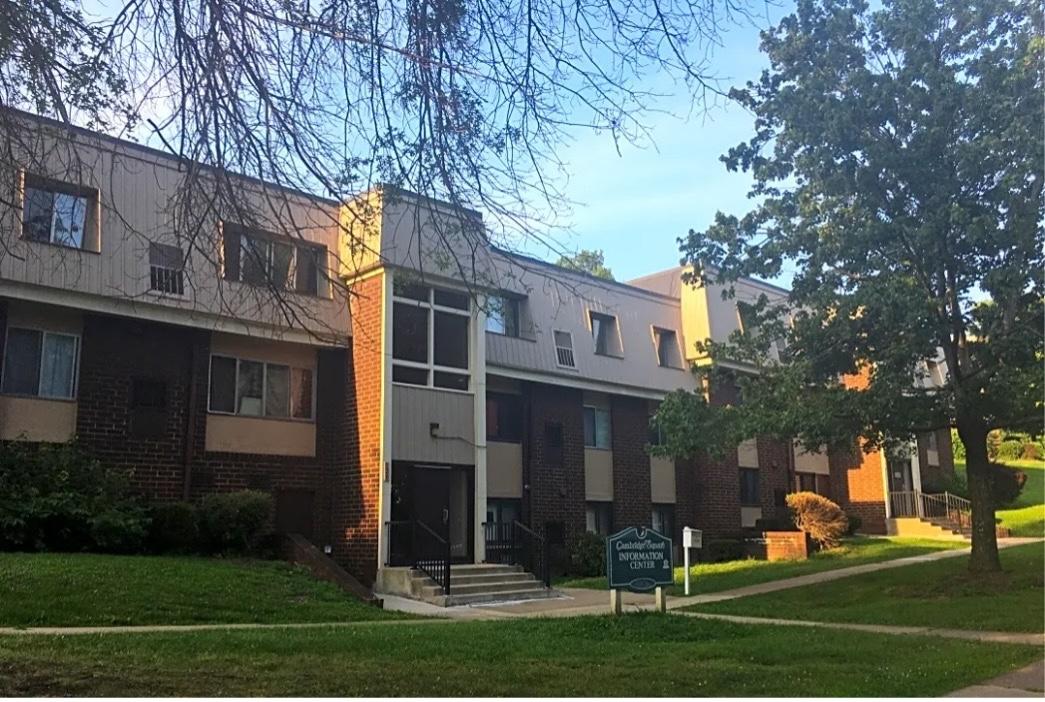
top-left (656, 0), bottom-right (1042, 572)
top-left (556, 248), bottom-right (615, 280)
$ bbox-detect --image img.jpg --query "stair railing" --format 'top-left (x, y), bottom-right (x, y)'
top-left (413, 519), bottom-right (451, 595)
top-left (511, 520), bottom-right (550, 588)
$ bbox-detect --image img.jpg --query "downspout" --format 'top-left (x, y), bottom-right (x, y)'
top-left (181, 331), bottom-right (201, 501)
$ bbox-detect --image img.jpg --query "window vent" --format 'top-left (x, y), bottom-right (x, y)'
top-left (554, 330), bottom-right (575, 368)
top-left (149, 242), bottom-right (185, 295)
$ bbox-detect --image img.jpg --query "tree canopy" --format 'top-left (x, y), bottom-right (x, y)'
top-left (556, 249), bottom-right (615, 280)
top-left (655, 0), bottom-right (1042, 572)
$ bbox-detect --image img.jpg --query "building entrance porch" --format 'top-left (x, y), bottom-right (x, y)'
top-left (388, 462), bottom-right (475, 566)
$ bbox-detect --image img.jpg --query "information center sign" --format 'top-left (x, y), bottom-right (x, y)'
top-left (605, 527), bottom-right (673, 592)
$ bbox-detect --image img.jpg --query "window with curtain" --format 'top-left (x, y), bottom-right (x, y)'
top-left (583, 406), bottom-right (612, 449)
top-left (208, 354), bottom-right (314, 420)
top-left (1, 328), bottom-right (78, 399)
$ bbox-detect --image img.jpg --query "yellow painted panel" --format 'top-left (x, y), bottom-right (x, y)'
top-left (0, 395), bottom-right (77, 442)
top-left (205, 414), bottom-right (316, 456)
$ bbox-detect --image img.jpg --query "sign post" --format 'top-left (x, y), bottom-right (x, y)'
top-left (682, 527), bottom-right (702, 596)
top-left (606, 527), bottom-right (673, 614)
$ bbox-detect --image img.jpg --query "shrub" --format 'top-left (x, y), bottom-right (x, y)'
top-left (786, 491), bottom-right (848, 549)
top-left (921, 471), bottom-right (969, 500)
top-left (567, 531), bottom-right (605, 577)
top-left (951, 429), bottom-right (966, 461)
top-left (989, 463), bottom-right (1026, 508)
top-left (844, 513), bottom-right (862, 536)
top-left (1020, 442), bottom-right (1043, 461)
top-left (986, 430), bottom-right (1003, 461)
top-left (148, 502), bottom-right (199, 553)
top-left (702, 539), bottom-right (745, 563)
top-left (996, 439), bottom-right (1025, 462)
top-left (0, 441), bottom-right (150, 553)
top-left (196, 491), bottom-right (273, 554)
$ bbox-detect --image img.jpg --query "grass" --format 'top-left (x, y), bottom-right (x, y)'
top-left (955, 458), bottom-right (1045, 537)
top-left (556, 536), bottom-right (964, 596)
top-left (0, 614), bottom-right (1040, 696)
top-left (686, 542), bottom-right (1045, 633)
top-left (0, 552), bottom-right (405, 627)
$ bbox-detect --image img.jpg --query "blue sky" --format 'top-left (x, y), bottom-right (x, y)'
top-left (532, 3), bottom-right (795, 284)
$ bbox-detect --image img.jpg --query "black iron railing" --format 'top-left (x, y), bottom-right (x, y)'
top-left (384, 519), bottom-right (452, 594)
top-left (484, 520), bottom-right (549, 587)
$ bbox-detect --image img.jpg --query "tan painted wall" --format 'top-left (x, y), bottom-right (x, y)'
top-left (391, 384), bottom-right (475, 465)
top-left (738, 439), bottom-right (760, 468)
top-left (741, 505), bottom-right (763, 528)
top-left (205, 414), bottom-right (316, 456)
top-left (0, 118), bottom-right (350, 343)
top-left (650, 456), bottom-right (676, 504)
top-left (210, 332), bottom-right (318, 369)
top-left (487, 441), bottom-right (523, 498)
top-left (794, 443), bottom-right (830, 474)
top-left (0, 395), bottom-right (77, 442)
top-left (585, 448), bottom-right (614, 500)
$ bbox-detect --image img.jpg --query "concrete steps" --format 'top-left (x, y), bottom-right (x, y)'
top-left (887, 516), bottom-right (970, 540)
top-left (385, 563), bottom-right (560, 607)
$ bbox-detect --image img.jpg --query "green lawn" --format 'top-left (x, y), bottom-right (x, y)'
top-left (0, 614), bottom-right (1039, 696)
top-left (0, 552), bottom-right (403, 627)
top-left (955, 458), bottom-right (1045, 536)
top-left (686, 542), bottom-right (1044, 633)
top-left (557, 536), bottom-right (964, 596)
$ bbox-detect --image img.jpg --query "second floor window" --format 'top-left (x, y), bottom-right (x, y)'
top-left (485, 295), bottom-right (520, 336)
top-left (23, 176), bottom-right (96, 250)
top-left (392, 281), bottom-right (470, 391)
top-left (222, 225), bottom-right (325, 296)
top-left (208, 354), bottom-right (314, 420)
top-left (590, 311), bottom-right (622, 356)
top-left (149, 243), bottom-right (185, 295)
top-left (1, 327), bottom-right (79, 399)
top-left (583, 405), bottom-right (612, 449)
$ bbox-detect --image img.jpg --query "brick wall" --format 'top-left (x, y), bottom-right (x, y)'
top-left (756, 436), bottom-right (792, 524)
top-left (610, 394), bottom-right (652, 529)
top-left (830, 442), bottom-right (888, 534)
top-left (523, 381), bottom-right (586, 541)
top-left (338, 273), bottom-right (386, 583)
top-left (918, 429), bottom-right (956, 490)
top-left (693, 452), bottom-right (742, 538)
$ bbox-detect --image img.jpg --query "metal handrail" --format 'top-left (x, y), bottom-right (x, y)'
top-left (511, 520), bottom-right (550, 588)
top-left (890, 490), bottom-right (972, 531)
top-left (414, 519), bottom-right (451, 594)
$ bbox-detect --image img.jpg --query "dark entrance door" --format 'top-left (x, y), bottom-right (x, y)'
top-left (888, 458), bottom-right (916, 516)
top-left (389, 463), bottom-right (473, 565)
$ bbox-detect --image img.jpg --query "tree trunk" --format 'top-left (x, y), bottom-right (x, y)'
top-left (956, 420), bottom-right (1001, 573)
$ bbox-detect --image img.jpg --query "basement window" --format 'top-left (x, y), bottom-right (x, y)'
top-left (392, 281), bottom-right (471, 391)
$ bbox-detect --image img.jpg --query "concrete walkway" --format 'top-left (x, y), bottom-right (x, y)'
top-left (946, 659), bottom-right (1045, 697)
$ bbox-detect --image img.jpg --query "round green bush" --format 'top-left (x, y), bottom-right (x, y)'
top-left (148, 502), bottom-right (199, 553)
top-left (567, 531), bottom-right (606, 577)
top-left (196, 490), bottom-right (273, 555)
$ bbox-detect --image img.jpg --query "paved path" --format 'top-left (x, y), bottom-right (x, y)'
top-left (946, 659), bottom-right (1045, 697)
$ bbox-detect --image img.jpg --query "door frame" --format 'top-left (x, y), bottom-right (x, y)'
top-left (390, 462), bottom-right (475, 564)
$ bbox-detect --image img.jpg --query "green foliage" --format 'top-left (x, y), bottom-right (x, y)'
top-left (555, 249), bottom-right (615, 280)
top-left (951, 429), bottom-right (966, 460)
top-left (786, 492), bottom-right (848, 549)
top-left (567, 531), bottom-right (606, 577)
top-left (196, 491), bottom-right (273, 555)
top-left (148, 502), bottom-right (200, 554)
top-left (662, 0), bottom-right (1042, 568)
top-left (989, 463), bottom-right (1026, 508)
top-left (702, 539), bottom-right (746, 563)
top-left (0, 441), bottom-right (150, 553)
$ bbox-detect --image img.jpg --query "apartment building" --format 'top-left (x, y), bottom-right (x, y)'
top-left (0, 115), bottom-right (954, 595)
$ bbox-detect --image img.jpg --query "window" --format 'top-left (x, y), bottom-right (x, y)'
top-left (648, 418), bottom-right (664, 448)
top-left (485, 295), bottom-right (520, 337)
top-left (925, 431), bottom-right (939, 451)
top-left (653, 327), bottom-right (682, 368)
top-left (553, 330), bottom-right (576, 368)
top-left (1, 328), bottom-right (79, 399)
top-left (796, 472), bottom-right (818, 493)
top-left (739, 468), bottom-right (760, 506)
top-left (391, 282), bottom-right (470, 390)
top-left (589, 311), bottom-right (621, 356)
top-left (22, 176), bottom-right (95, 250)
top-left (651, 504), bottom-right (674, 538)
top-left (208, 355), bottom-right (314, 420)
top-left (487, 392), bottom-right (523, 442)
top-left (486, 498), bottom-right (521, 525)
top-left (222, 224), bottom-right (325, 295)
top-left (737, 301), bottom-right (759, 335)
top-left (149, 243), bottom-right (185, 295)
top-left (586, 502), bottom-right (613, 536)
top-left (583, 405), bottom-right (612, 449)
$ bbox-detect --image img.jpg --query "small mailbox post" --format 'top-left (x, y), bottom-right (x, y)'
top-left (682, 527), bottom-right (702, 596)
top-left (606, 526), bottom-right (673, 614)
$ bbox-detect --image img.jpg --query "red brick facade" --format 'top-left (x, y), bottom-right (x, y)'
top-left (609, 395), bottom-right (652, 529)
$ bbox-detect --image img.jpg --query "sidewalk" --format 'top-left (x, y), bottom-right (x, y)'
top-left (946, 659), bottom-right (1045, 697)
